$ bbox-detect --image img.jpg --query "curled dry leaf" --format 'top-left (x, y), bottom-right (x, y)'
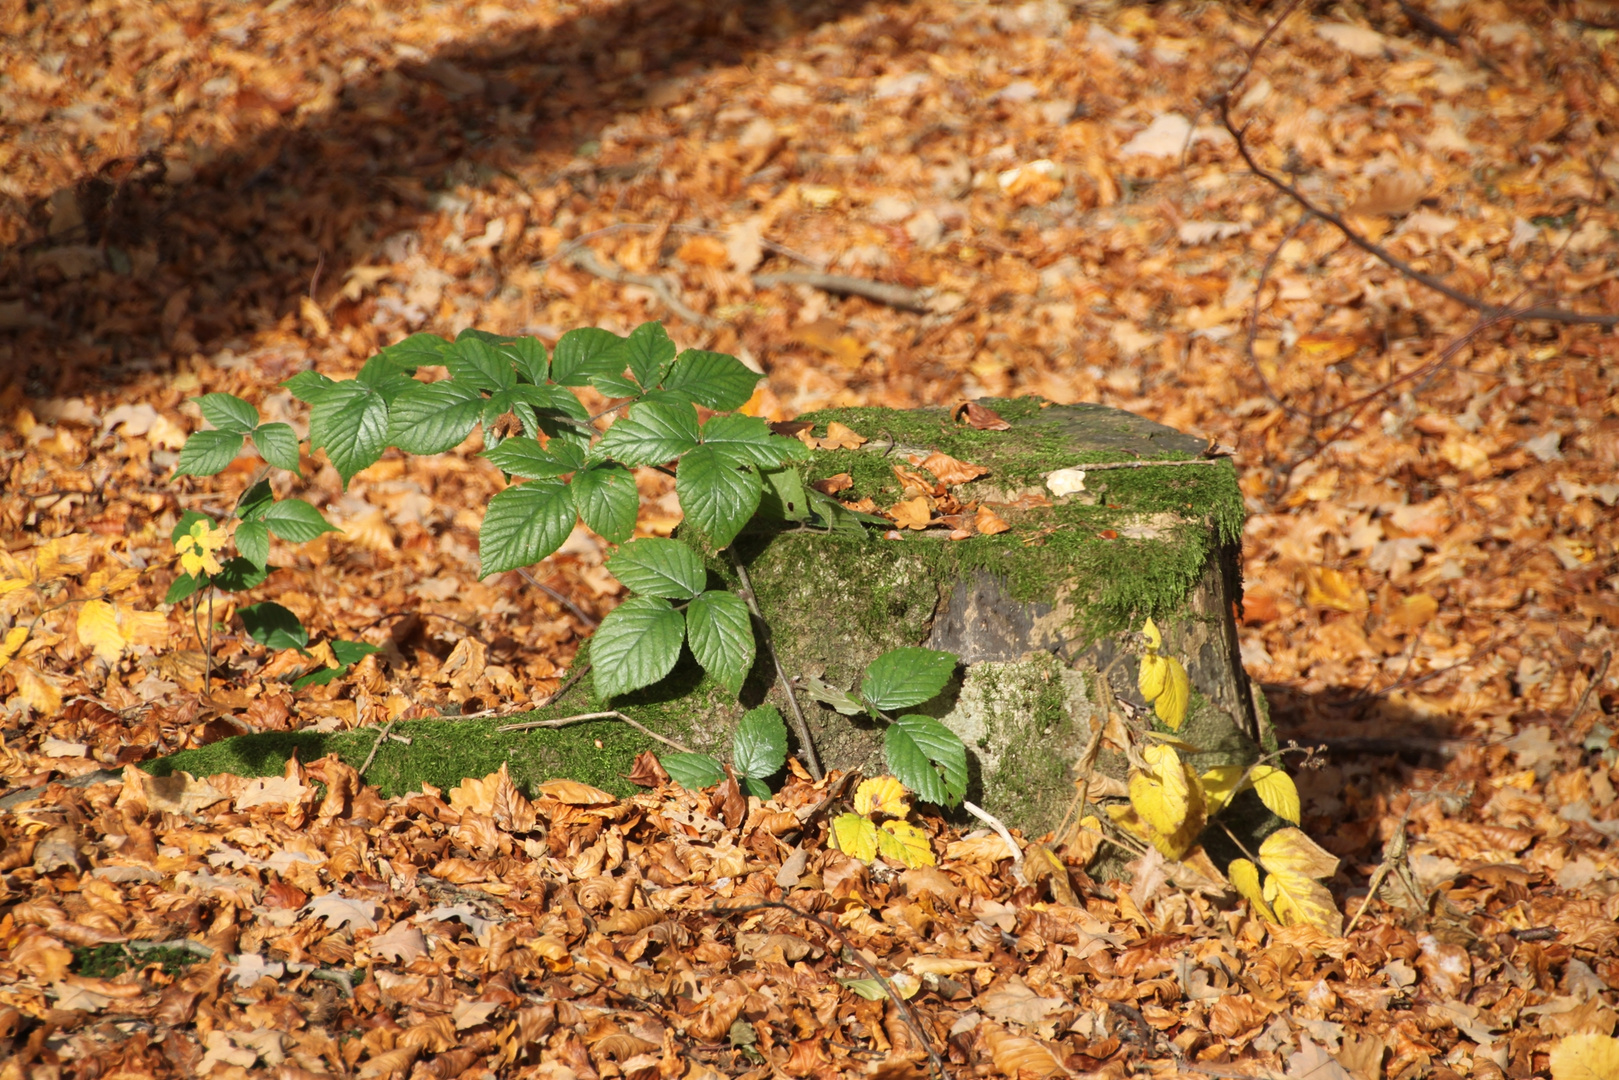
top-left (889, 496), bottom-right (934, 530)
top-left (811, 472), bottom-right (853, 494)
top-left (981, 1021), bottom-right (1070, 1079)
top-left (912, 451), bottom-right (989, 486)
top-left (956, 401), bottom-right (1012, 430)
top-left (974, 505), bottom-right (1011, 534)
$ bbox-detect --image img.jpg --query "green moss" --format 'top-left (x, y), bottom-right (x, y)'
top-left (74, 943), bottom-right (201, 979)
top-left (146, 641), bottom-right (747, 797)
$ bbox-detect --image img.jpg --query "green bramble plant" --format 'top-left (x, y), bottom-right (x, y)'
top-left (170, 320), bottom-right (971, 806)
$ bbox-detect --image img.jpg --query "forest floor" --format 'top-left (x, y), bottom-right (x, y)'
top-left (2, 0), bottom-right (1619, 1077)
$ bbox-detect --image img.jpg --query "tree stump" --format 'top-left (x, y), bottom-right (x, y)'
top-left (150, 398), bottom-right (1262, 848)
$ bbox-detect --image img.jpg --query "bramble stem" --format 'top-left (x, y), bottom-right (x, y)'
top-left (725, 548), bottom-right (822, 780)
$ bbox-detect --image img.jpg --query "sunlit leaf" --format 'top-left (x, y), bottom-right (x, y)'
top-left (876, 820), bottom-right (935, 868)
top-left (1228, 858), bottom-right (1277, 922)
top-left (1263, 869), bottom-right (1343, 935)
top-left (590, 596), bottom-right (685, 698)
top-left (685, 590), bottom-right (755, 694)
top-left (660, 752), bottom-right (726, 790)
top-left (1250, 766), bottom-right (1301, 825)
top-left (832, 812), bottom-right (878, 862)
top-left (76, 599), bottom-right (127, 665)
top-left (1258, 827), bottom-right (1339, 880)
top-left (731, 704), bottom-right (786, 780)
top-left (853, 776), bottom-right (909, 818)
top-left (1550, 1033), bottom-right (1619, 1080)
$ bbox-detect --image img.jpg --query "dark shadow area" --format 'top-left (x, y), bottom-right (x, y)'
top-left (0, 0), bottom-right (894, 395)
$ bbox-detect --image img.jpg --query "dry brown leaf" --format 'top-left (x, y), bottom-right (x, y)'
top-left (913, 451), bottom-right (989, 486)
top-left (889, 497), bottom-right (934, 530)
top-left (975, 506), bottom-right (1011, 535)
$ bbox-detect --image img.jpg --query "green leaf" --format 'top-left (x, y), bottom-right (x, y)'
top-left (356, 355), bottom-right (419, 403)
top-left (235, 520), bottom-right (270, 570)
top-left (291, 664), bottom-right (347, 690)
top-left (660, 752), bottom-right (726, 790)
top-left (282, 371), bottom-right (340, 404)
top-left (590, 595), bottom-right (685, 697)
top-left (570, 465), bottom-right (639, 543)
top-left (170, 511), bottom-right (212, 544)
top-left (605, 538), bottom-right (707, 600)
top-left (447, 336), bottom-right (516, 392)
top-left (533, 389), bottom-right (596, 453)
top-left (862, 647), bottom-right (957, 712)
top-left (482, 438), bottom-right (581, 480)
top-left (506, 337), bottom-right (549, 384)
top-left (699, 414), bottom-right (809, 468)
top-left (624, 321), bottom-right (676, 388)
top-left (263, 499), bottom-right (340, 543)
top-left (164, 573), bottom-right (204, 604)
top-left (806, 489), bottom-right (884, 534)
top-left (589, 371), bottom-right (643, 398)
top-left (551, 327), bottom-right (627, 387)
top-left (250, 422), bottom-right (301, 473)
top-left (239, 602), bottom-right (309, 651)
top-left (211, 557), bottom-right (271, 592)
top-left (744, 776), bottom-right (772, 802)
top-left (173, 429), bottom-right (243, 477)
top-left (377, 332), bottom-right (449, 368)
top-left (597, 401), bottom-right (700, 466)
top-left (387, 381), bottom-right (486, 455)
top-left (193, 393), bottom-right (259, 434)
top-left (307, 381), bottom-right (390, 487)
top-left (685, 590), bottom-right (755, 694)
top-left (477, 480), bottom-right (577, 577)
top-left (884, 715), bottom-right (969, 807)
top-left (731, 704), bottom-right (786, 780)
top-left (331, 639), bottom-right (382, 666)
top-left (799, 673), bottom-right (864, 716)
top-left (757, 466), bottom-right (812, 523)
top-left (661, 349), bottom-right (761, 410)
top-left (676, 445), bottom-right (761, 549)
top-left (235, 480), bottom-right (274, 523)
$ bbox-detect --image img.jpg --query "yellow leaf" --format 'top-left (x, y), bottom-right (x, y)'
top-left (1305, 566), bottom-right (1367, 613)
top-left (1141, 617), bottom-right (1163, 651)
top-left (85, 567), bottom-right (142, 595)
top-left (1199, 765), bottom-right (1246, 816)
top-left (1153, 655), bottom-right (1190, 730)
top-left (1550, 1033), bottom-right (1619, 1080)
top-left (1228, 858), bottom-right (1277, 922)
top-left (119, 606), bottom-right (171, 649)
top-left (1127, 744), bottom-right (1206, 859)
top-left (1263, 869), bottom-right (1343, 935)
top-left (1138, 652), bottom-right (1169, 702)
top-left (0, 578), bottom-right (29, 599)
top-left (889, 496), bottom-right (933, 530)
top-left (832, 813), bottom-right (878, 863)
top-left (34, 535), bottom-right (94, 580)
top-left (77, 599), bottom-right (128, 665)
top-left (1258, 827), bottom-right (1339, 880)
top-left (1250, 766), bottom-right (1300, 825)
top-left (876, 820), bottom-right (935, 868)
top-left (0, 625), bottom-right (29, 670)
top-left (174, 518), bottom-right (228, 577)
top-left (853, 776), bottom-right (909, 818)
top-left (11, 661), bottom-right (64, 715)
top-left (1106, 801), bottom-right (1152, 843)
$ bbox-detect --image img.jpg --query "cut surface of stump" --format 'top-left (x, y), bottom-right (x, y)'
top-left (150, 397), bottom-right (1261, 849)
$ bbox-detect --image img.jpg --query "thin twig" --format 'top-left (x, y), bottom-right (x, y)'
top-left (496, 709), bottom-right (695, 754)
top-left (358, 720), bottom-right (395, 777)
top-left (752, 271), bottom-right (934, 313)
top-left (515, 567), bottom-right (599, 627)
top-left (726, 549), bottom-right (823, 779)
top-left (535, 662), bottom-right (590, 710)
top-left (564, 248), bottom-right (721, 329)
top-left (963, 800), bottom-right (1026, 885)
top-left (1567, 649), bottom-right (1613, 731)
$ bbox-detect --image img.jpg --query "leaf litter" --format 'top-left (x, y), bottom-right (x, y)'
top-left (3, 0), bottom-right (1619, 1076)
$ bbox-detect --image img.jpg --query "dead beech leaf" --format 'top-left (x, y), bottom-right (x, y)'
top-left (981, 1022), bottom-right (1069, 1079)
top-left (369, 922), bottom-right (427, 964)
top-left (625, 750), bottom-right (669, 788)
top-left (800, 421), bottom-right (867, 450)
top-left (812, 473), bottom-right (853, 494)
top-left (1305, 566), bottom-right (1368, 613)
top-left (675, 234), bottom-right (729, 267)
top-left (535, 779), bottom-right (616, 806)
top-left (892, 464), bottom-right (939, 497)
top-left (889, 497), bottom-right (934, 530)
top-left (978, 976), bottom-right (1066, 1029)
top-left (975, 505), bottom-right (1011, 535)
top-left (1348, 170), bottom-right (1426, 217)
top-left (956, 401), bottom-right (1011, 430)
top-left (913, 451), bottom-right (989, 486)
top-left (711, 769), bottom-right (745, 829)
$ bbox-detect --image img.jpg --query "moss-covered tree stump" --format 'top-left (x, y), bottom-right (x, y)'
top-left (151, 398), bottom-right (1261, 842)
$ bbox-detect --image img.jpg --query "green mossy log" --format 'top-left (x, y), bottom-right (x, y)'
top-left (149, 398), bottom-right (1262, 839)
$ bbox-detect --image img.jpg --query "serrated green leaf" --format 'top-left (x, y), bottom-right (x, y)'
top-left (861, 647), bottom-right (957, 712)
top-left (506, 337), bottom-right (549, 384)
top-left (591, 595), bottom-right (685, 698)
top-left (676, 445), bottom-right (762, 549)
top-left (282, 370), bottom-right (340, 404)
top-left (699, 413), bottom-right (809, 468)
top-left (799, 672), bottom-right (864, 715)
top-left (307, 381), bottom-right (390, 487)
top-left (686, 590), bottom-right (755, 694)
top-left (211, 557), bottom-right (271, 592)
top-left (605, 538), bottom-right (707, 600)
top-left (744, 776), bottom-right (772, 802)
top-left (477, 480), bottom-right (577, 577)
top-left (660, 752), bottom-right (726, 790)
top-left (625, 321), bottom-right (676, 388)
top-left (235, 480), bottom-right (274, 523)
top-left (731, 704), bottom-right (786, 780)
top-left (758, 466), bottom-right (811, 523)
top-left (263, 499), bottom-right (340, 543)
top-left (194, 393), bottom-right (259, 434)
top-left (597, 401), bottom-right (700, 465)
top-left (250, 422), bottom-right (301, 473)
top-left (239, 602), bottom-right (309, 651)
top-left (164, 573), bottom-right (203, 604)
top-left (387, 381), bottom-right (485, 455)
top-left (661, 349), bottom-right (761, 410)
top-left (356, 355), bottom-right (418, 402)
top-left (551, 327), bottom-right (627, 387)
top-left (291, 664), bottom-right (347, 689)
top-left (571, 465), bottom-right (639, 543)
top-left (173, 429), bottom-right (244, 477)
top-left (377, 332), bottom-right (449, 368)
top-left (235, 520), bottom-right (270, 570)
top-left (447, 336), bottom-right (516, 391)
top-left (482, 438), bottom-right (580, 480)
top-left (331, 639), bottom-right (382, 666)
top-left (589, 372), bottom-right (643, 398)
top-left (884, 714), bottom-right (968, 806)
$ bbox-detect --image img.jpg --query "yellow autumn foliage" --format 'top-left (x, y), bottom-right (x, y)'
top-left (1137, 618), bottom-right (1190, 729)
top-left (1123, 744), bottom-right (1206, 859)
